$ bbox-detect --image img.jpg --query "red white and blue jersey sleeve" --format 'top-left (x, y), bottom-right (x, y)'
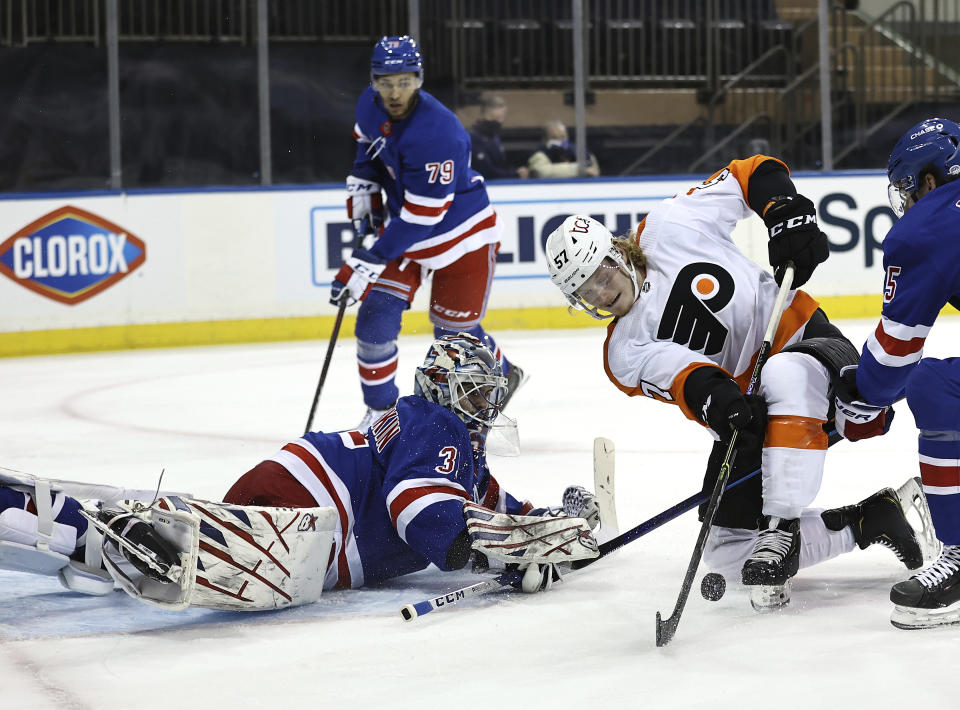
top-left (857, 231), bottom-right (951, 406)
top-left (373, 399), bottom-right (477, 571)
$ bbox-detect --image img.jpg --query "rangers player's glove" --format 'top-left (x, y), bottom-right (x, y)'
top-left (834, 365), bottom-right (896, 441)
top-left (346, 175), bottom-right (387, 232)
top-left (763, 194), bottom-right (830, 288)
top-left (330, 247), bottom-right (388, 306)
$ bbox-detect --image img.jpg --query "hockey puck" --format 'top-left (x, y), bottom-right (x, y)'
top-left (700, 572), bottom-right (726, 601)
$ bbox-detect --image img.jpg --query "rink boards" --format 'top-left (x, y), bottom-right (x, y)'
top-left (0, 171), bottom-right (901, 356)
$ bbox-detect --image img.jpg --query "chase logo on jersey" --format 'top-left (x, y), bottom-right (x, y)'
top-left (0, 205), bottom-right (146, 305)
top-left (657, 262), bottom-right (734, 355)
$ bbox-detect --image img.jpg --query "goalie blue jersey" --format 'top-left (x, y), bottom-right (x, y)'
top-left (350, 86), bottom-right (501, 269)
top-left (265, 396), bottom-right (530, 589)
top-left (856, 180), bottom-right (960, 407)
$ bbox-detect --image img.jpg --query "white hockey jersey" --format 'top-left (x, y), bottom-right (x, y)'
top-left (603, 156), bottom-right (820, 422)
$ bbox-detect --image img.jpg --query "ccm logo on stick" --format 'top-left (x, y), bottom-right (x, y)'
top-left (0, 205), bottom-right (146, 305)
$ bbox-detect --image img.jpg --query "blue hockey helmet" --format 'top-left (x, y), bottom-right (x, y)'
top-left (887, 117), bottom-right (960, 217)
top-left (415, 334), bottom-right (507, 427)
top-left (370, 35), bottom-right (423, 82)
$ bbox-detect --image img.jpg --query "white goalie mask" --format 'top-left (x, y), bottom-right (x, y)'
top-left (545, 215), bottom-right (639, 319)
top-left (414, 333), bottom-right (508, 427)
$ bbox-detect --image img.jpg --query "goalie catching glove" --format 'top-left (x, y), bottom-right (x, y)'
top-left (463, 500), bottom-right (599, 594)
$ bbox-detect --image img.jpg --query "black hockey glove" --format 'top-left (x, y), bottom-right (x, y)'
top-left (763, 194), bottom-right (830, 288)
top-left (685, 367), bottom-right (768, 449)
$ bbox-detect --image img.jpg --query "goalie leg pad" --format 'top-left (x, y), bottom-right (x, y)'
top-left (95, 497), bottom-right (339, 612)
top-left (464, 502), bottom-right (599, 565)
top-left (184, 498), bottom-right (337, 611)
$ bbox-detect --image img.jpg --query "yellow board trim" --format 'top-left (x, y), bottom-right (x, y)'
top-left (0, 295), bottom-right (952, 358)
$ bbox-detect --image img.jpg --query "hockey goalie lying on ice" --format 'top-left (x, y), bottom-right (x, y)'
top-left (0, 334), bottom-right (600, 611)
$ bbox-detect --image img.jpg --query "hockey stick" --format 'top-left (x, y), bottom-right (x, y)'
top-left (401, 437), bottom-right (616, 622)
top-left (397, 455), bottom-right (781, 622)
top-left (400, 570), bottom-right (522, 621)
top-left (573, 427), bottom-right (843, 571)
top-left (655, 262), bottom-right (795, 647)
top-left (399, 424), bottom-right (841, 622)
top-left (303, 220), bottom-right (370, 435)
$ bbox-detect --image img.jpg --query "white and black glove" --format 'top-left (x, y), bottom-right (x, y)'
top-left (834, 365), bottom-right (895, 441)
top-left (330, 247), bottom-right (388, 306)
top-left (345, 175), bottom-right (386, 232)
top-left (763, 194), bottom-right (830, 288)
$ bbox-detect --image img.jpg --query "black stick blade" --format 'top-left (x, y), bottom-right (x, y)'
top-left (655, 611), bottom-right (678, 647)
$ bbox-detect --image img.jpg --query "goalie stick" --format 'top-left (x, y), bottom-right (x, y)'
top-left (654, 262), bottom-right (795, 648)
top-left (399, 425), bottom-right (846, 622)
top-left (401, 436), bottom-right (617, 621)
top-left (593, 437), bottom-right (619, 540)
top-left (397, 455), bottom-right (781, 622)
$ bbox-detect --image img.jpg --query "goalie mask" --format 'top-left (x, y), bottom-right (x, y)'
top-left (415, 334), bottom-right (508, 427)
top-left (545, 215), bottom-right (640, 320)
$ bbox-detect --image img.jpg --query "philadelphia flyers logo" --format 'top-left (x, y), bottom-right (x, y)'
top-left (656, 262), bottom-right (734, 355)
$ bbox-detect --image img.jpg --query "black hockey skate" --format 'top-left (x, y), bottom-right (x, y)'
top-left (821, 484), bottom-right (924, 570)
top-left (97, 508), bottom-right (183, 583)
top-left (890, 545), bottom-right (960, 630)
top-left (742, 515), bottom-right (801, 611)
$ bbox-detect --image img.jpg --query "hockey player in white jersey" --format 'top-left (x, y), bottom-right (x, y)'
top-left (546, 155), bottom-right (935, 609)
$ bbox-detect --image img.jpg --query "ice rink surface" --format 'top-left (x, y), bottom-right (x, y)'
top-left (3, 318), bottom-right (960, 709)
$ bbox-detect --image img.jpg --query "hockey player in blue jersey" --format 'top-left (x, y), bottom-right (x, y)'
top-left (834, 117), bottom-right (960, 629)
top-left (0, 335), bottom-right (597, 610)
top-left (332, 35), bottom-right (526, 431)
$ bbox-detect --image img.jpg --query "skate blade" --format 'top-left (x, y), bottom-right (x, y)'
top-left (749, 581), bottom-right (791, 612)
top-left (890, 599), bottom-right (960, 630)
top-left (895, 477), bottom-right (942, 566)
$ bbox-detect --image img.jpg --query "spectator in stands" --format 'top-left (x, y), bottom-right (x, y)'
top-left (527, 120), bottom-right (600, 178)
top-left (469, 94), bottom-right (529, 180)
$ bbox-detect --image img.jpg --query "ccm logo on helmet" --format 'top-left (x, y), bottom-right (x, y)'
top-left (0, 205), bottom-right (146, 306)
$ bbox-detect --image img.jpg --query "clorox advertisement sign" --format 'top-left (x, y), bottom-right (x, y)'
top-left (0, 205), bottom-right (146, 305)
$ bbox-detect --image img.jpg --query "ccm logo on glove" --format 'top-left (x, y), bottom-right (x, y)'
top-left (768, 212), bottom-right (817, 236)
